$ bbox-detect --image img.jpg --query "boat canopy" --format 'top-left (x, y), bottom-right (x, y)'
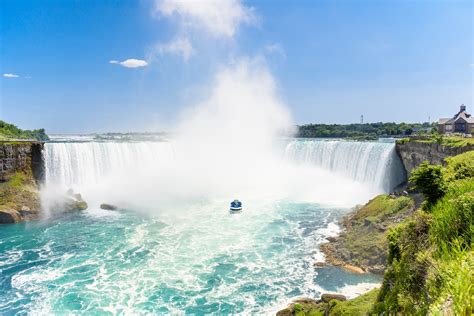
top-left (230, 200), bottom-right (242, 208)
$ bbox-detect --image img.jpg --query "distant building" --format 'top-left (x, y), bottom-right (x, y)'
top-left (438, 105), bottom-right (474, 134)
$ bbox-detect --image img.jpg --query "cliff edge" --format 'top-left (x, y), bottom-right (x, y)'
top-left (0, 142), bottom-right (44, 223)
top-left (395, 137), bottom-right (474, 176)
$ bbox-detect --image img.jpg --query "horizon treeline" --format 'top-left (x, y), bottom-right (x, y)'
top-left (297, 122), bottom-right (435, 138)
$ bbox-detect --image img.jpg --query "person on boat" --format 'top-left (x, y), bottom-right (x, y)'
top-left (231, 200), bottom-right (242, 208)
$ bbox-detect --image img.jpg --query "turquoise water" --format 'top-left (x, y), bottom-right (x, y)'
top-left (0, 201), bottom-right (380, 314)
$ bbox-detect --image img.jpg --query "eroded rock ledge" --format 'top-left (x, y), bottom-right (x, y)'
top-left (319, 194), bottom-right (418, 274)
top-left (0, 142), bottom-right (44, 223)
top-left (395, 139), bottom-right (474, 176)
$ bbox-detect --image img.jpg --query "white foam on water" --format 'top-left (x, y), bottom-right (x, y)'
top-left (337, 282), bottom-right (381, 299)
top-left (316, 222), bottom-right (341, 238)
top-left (27, 60), bottom-right (403, 313)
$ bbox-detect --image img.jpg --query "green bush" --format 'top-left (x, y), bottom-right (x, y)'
top-left (294, 303), bottom-right (302, 313)
top-left (396, 138), bottom-right (410, 145)
top-left (376, 211), bottom-right (432, 314)
top-left (0, 120), bottom-right (49, 141)
top-left (376, 151), bottom-right (474, 315)
top-left (409, 162), bottom-right (446, 205)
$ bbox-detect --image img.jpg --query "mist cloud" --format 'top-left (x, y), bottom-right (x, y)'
top-left (149, 37), bottom-right (195, 62)
top-left (154, 0), bottom-right (256, 38)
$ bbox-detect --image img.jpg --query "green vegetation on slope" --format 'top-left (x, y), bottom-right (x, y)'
top-left (278, 289), bottom-right (380, 316)
top-left (397, 135), bottom-right (474, 147)
top-left (321, 194), bottom-right (415, 273)
top-left (0, 120), bottom-right (49, 141)
top-left (329, 289), bottom-right (379, 315)
top-left (0, 171), bottom-right (40, 223)
top-left (374, 151), bottom-right (474, 315)
top-left (297, 122), bottom-right (434, 139)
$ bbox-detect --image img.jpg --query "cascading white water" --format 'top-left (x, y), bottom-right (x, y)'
top-left (284, 139), bottom-right (406, 192)
top-left (44, 141), bottom-right (176, 188)
top-left (44, 139), bottom-right (405, 199)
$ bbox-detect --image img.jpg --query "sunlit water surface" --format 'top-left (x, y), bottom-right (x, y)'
top-left (0, 201), bottom-right (380, 314)
top-left (1, 139), bottom-right (400, 314)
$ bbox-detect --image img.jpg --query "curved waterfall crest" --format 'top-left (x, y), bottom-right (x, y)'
top-left (283, 140), bottom-right (405, 192)
top-left (44, 139), bottom-right (405, 194)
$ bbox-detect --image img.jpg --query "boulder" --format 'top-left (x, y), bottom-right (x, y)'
top-left (276, 298), bottom-right (320, 316)
top-left (320, 293), bottom-right (346, 303)
top-left (275, 308), bottom-right (293, 316)
top-left (0, 209), bottom-right (22, 224)
top-left (62, 190), bottom-right (88, 212)
top-left (64, 197), bottom-right (88, 212)
top-left (100, 203), bottom-right (118, 211)
top-left (293, 297), bottom-right (318, 305)
top-left (342, 264), bottom-right (365, 274)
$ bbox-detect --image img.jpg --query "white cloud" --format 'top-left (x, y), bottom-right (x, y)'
top-left (469, 63), bottom-right (474, 67)
top-left (151, 37), bottom-right (195, 62)
top-left (264, 43), bottom-right (286, 59)
top-left (109, 59), bottom-right (148, 68)
top-left (3, 73), bottom-right (19, 78)
top-left (154, 0), bottom-right (256, 38)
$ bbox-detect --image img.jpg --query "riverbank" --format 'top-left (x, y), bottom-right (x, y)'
top-left (319, 193), bottom-right (421, 274)
top-left (289, 139), bottom-right (473, 315)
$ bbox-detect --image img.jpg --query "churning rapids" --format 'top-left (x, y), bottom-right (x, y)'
top-left (0, 139), bottom-right (405, 314)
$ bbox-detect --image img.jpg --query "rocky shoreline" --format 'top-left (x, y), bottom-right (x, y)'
top-left (318, 193), bottom-right (422, 274)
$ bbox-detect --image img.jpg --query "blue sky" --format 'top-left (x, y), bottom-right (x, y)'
top-left (0, 0), bottom-right (473, 133)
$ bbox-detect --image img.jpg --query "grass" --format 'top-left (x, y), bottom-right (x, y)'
top-left (374, 149), bottom-right (474, 314)
top-left (444, 151), bottom-right (474, 181)
top-left (334, 195), bottom-right (414, 270)
top-left (283, 289), bottom-right (380, 316)
top-left (353, 195), bottom-right (413, 221)
top-left (329, 289), bottom-right (379, 315)
top-left (440, 136), bottom-right (474, 147)
top-left (398, 135), bottom-right (474, 147)
top-left (428, 246), bottom-right (474, 315)
top-left (0, 171), bottom-right (39, 211)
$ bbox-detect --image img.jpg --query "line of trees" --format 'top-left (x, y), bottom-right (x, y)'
top-left (296, 122), bottom-right (436, 138)
top-left (0, 120), bottom-right (49, 141)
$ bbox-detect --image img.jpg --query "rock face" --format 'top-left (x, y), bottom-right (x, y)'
top-left (320, 194), bottom-right (417, 274)
top-left (396, 140), bottom-right (474, 176)
top-left (0, 142), bottom-right (44, 224)
top-left (0, 142), bottom-right (44, 182)
top-left (0, 210), bottom-right (22, 224)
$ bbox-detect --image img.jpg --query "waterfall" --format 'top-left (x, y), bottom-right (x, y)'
top-left (284, 139), bottom-right (406, 192)
top-left (44, 142), bottom-right (176, 188)
top-left (44, 139), bottom-right (405, 194)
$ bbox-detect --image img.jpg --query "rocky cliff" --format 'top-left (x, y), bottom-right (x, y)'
top-left (0, 142), bottom-right (44, 182)
top-left (0, 142), bottom-right (44, 223)
top-left (395, 140), bottom-right (474, 176)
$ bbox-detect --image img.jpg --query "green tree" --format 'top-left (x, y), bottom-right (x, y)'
top-left (409, 162), bottom-right (446, 205)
